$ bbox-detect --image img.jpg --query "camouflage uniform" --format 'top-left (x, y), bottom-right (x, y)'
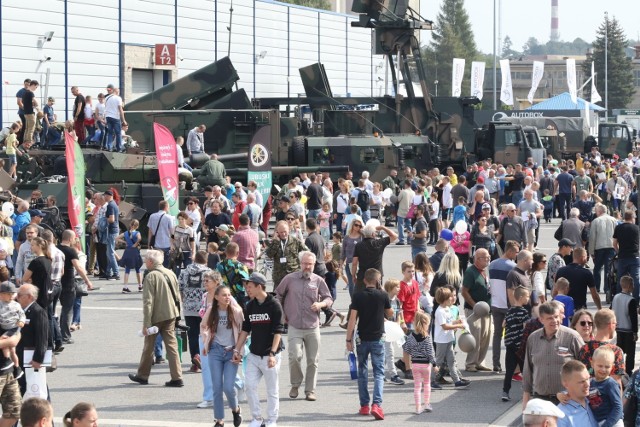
top-left (265, 236), bottom-right (308, 288)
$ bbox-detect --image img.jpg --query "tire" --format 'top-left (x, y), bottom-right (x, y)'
top-left (292, 136), bottom-right (307, 166)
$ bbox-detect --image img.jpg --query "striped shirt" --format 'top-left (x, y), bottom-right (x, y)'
top-left (523, 326), bottom-right (584, 396)
top-left (488, 258), bottom-right (516, 310)
top-left (504, 306), bottom-right (530, 347)
top-left (50, 244), bottom-right (65, 283)
top-left (402, 332), bottom-right (435, 365)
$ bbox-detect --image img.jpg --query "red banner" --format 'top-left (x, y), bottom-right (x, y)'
top-left (65, 132), bottom-right (85, 247)
top-left (153, 123), bottom-right (180, 216)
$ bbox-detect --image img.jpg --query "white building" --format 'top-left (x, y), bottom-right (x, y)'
top-left (0, 0), bottom-right (384, 127)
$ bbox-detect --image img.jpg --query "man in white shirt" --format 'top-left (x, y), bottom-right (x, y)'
top-left (103, 84), bottom-right (127, 152)
top-left (186, 125), bottom-right (206, 155)
top-left (94, 93), bottom-right (106, 144)
top-left (441, 176), bottom-right (453, 227)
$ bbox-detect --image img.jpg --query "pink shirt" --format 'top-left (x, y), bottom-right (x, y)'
top-left (231, 226), bottom-right (259, 269)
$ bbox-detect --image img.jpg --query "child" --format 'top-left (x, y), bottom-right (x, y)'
top-left (342, 204), bottom-right (359, 232)
top-left (318, 202), bottom-right (332, 243)
top-left (215, 225), bottom-right (231, 254)
top-left (552, 278), bottom-right (574, 327)
top-left (4, 123), bottom-right (21, 179)
top-left (383, 279), bottom-right (405, 385)
top-left (402, 312), bottom-right (436, 414)
top-left (427, 192), bottom-right (440, 245)
top-left (0, 282), bottom-right (26, 379)
top-left (433, 287), bottom-right (468, 389)
top-left (207, 242), bottom-right (220, 269)
top-left (330, 232), bottom-right (348, 286)
top-left (116, 219), bottom-right (143, 293)
top-left (611, 275), bottom-right (636, 377)
top-left (541, 189), bottom-right (554, 223)
top-left (451, 196), bottom-right (467, 227)
top-left (290, 218), bottom-right (304, 241)
top-left (501, 286), bottom-right (531, 402)
top-left (398, 261), bottom-right (421, 379)
top-left (588, 347), bottom-right (623, 426)
top-left (321, 260), bottom-right (345, 327)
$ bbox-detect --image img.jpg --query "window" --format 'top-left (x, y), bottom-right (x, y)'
top-left (634, 69), bottom-right (640, 87)
top-left (132, 69), bottom-right (154, 95)
top-left (360, 148), bottom-right (384, 163)
top-left (312, 148), bottom-right (335, 165)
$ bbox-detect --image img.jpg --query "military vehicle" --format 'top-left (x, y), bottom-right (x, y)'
top-left (473, 122), bottom-right (546, 167)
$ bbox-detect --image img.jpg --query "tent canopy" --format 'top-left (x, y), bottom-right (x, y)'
top-left (526, 92), bottom-right (606, 111)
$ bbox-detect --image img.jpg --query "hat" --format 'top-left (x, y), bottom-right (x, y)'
top-left (476, 176), bottom-right (485, 183)
top-left (217, 224), bottom-right (229, 232)
top-left (204, 186), bottom-right (213, 192)
top-left (242, 272), bottom-right (267, 286)
top-left (28, 209), bottom-right (46, 218)
top-left (0, 282), bottom-right (17, 294)
top-left (48, 97), bottom-right (55, 102)
top-left (104, 190), bottom-right (113, 196)
top-left (280, 196), bottom-right (290, 204)
top-left (481, 203), bottom-right (491, 210)
top-left (544, 170), bottom-right (550, 175)
top-left (522, 398), bottom-right (565, 419)
top-left (106, 83), bottom-right (115, 89)
top-left (558, 238), bottom-right (576, 248)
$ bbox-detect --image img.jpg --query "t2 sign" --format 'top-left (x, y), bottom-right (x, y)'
top-left (155, 44), bottom-right (176, 66)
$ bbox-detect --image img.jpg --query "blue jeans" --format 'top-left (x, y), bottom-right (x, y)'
top-left (208, 342), bottom-right (239, 420)
top-left (593, 248), bottom-right (615, 292)
top-left (512, 190), bottom-right (524, 209)
top-left (397, 216), bottom-right (412, 244)
top-left (307, 209), bottom-right (321, 220)
top-left (617, 257), bottom-right (640, 300)
top-left (105, 117), bottom-right (122, 151)
top-left (158, 247), bottom-right (171, 269)
top-left (155, 334), bottom-right (163, 358)
top-left (106, 232), bottom-right (119, 277)
top-left (72, 295), bottom-right (82, 324)
top-left (361, 210), bottom-right (371, 224)
top-left (199, 336), bottom-right (213, 401)
top-left (356, 339), bottom-right (385, 407)
top-left (411, 246), bottom-right (426, 261)
top-left (334, 213), bottom-right (344, 234)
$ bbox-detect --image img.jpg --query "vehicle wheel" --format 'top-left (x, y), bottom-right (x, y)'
top-left (292, 136), bottom-right (307, 166)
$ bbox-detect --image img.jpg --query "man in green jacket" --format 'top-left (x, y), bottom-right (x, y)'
top-left (129, 250), bottom-right (184, 387)
top-left (265, 220), bottom-right (308, 289)
top-left (197, 153), bottom-right (226, 187)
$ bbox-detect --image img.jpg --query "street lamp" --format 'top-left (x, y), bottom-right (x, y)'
top-left (434, 80), bottom-right (439, 96)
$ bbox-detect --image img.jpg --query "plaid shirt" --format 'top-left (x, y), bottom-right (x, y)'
top-left (50, 244), bottom-right (65, 283)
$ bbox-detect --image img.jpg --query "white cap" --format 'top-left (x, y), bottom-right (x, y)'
top-left (522, 399), bottom-right (565, 418)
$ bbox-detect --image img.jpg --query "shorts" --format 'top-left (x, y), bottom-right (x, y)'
top-left (7, 155), bottom-right (16, 166)
top-left (442, 208), bottom-right (452, 220)
top-left (0, 327), bottom-right (19, 338)
top-left (0, 373), bottom-right (20, 419)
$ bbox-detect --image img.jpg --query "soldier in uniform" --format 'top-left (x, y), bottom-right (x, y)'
top-left (264, 220), bottom-right (308, 289)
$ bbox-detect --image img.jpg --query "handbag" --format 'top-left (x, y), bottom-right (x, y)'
top-left (75, 279), bottom-right (89, 297)
top-left (23, 368), bottom-right (48, 400)
top-left (149, 213), bottom-right (165, 248)
top-left (554, 222), bottom-right (563, 241)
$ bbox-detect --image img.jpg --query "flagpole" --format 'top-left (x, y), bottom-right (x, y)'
top-left (604, 11), bottom-right (608, 121)
top-left (492, 0), bottom-right (497, 109)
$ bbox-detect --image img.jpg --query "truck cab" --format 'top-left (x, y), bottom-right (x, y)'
top-left (474, 122), bottom-right (532, 166)
top-left (598, 123), bottom-right (637, 159)
top-left (522, 126), bottom-right (548, 167)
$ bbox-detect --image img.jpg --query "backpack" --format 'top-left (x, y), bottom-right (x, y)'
top-left (356, 189), bottom-right (370, 212)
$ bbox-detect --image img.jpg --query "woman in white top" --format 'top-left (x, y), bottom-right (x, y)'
top-left (529, 252), bottom-right (547, 304)
top-left (334, 182), bottom-right (351, 233)
top-left (185, 196), bottom-right (204, 245)
top-left (172, 212), bottom-right (196, 275)
top-left (370, 182), bottom-right (385, 220)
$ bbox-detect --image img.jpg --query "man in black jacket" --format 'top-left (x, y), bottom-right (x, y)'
top-left (16, 284), bottom-right (49, 395)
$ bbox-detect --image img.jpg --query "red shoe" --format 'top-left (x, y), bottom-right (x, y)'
top-left (371, 404), bottom-right (384, 420)
top-left (359, 405), bottom-right (370, 415)
top-left (512, 373), bottom-right (523, 382)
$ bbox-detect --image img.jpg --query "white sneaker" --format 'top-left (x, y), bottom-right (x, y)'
top-left (196, 400), bottom-right (213, 408)
top-left (265, 422), bottom-right (278, 427)
top-left (237, 387), bottom-right (247, 403)
top-left (248, 419), bottom-right (264, 427)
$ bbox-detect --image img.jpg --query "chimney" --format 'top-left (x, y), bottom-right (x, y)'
top-left (550, 0), bottom-right (560, 42)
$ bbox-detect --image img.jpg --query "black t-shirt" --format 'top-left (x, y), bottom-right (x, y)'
top-left (58, 245), bottom-right (79, 290)
top-left (613, 223), bottom-right (639, 259)
top-left (353, 236), bottom-right (391, 281)
top-left (555, 263), bottom-right (595, 310)
top-left (28, 256), bottom-right (52, 309)
top-left (242, 294), bottom-right (285, 356)
top-left (350, 287), bottom-right (391, 341)
top-left (305, 232), bottom-right (327, 276)
top-left (204, 212), bottom-right (231, 243)
top-left (512, 172), bottom-right (525, 192)
top-left (74, 94), bottom-right (86, 120)
top-left (305, 183), bottom-right (323, 210)
top-left (22, 90), bottom-right (35, 115)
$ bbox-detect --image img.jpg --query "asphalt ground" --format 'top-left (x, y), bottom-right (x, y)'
top-left (44, 219), bottom-right (605, 426)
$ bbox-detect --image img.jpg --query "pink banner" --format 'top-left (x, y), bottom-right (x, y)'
top-left (153, 123), bottom-right (180, 216)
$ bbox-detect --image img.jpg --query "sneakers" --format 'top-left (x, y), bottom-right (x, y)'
top-left (13, 366), bottom-right (23, 380)
top-left (196, 400), bottom-right (213, 408)
top-left (0, 359), bottom-right (14, 371)
top-left (165, 379), bottom-right (184, 387)
top-left (454, 380), bottom-right (470, 389)
top-left (389, 375), bottom-right (405, 385)
top-left (512, 373), bottom-right (523, 382)
top-left (371, 404), bottom-right (385, 420)
top-left (305, 391), bottom-right (317, 401)
top-left (214, 422), bottom-right (224, 427)
top-left (475, 365), bottom-right (492, 372)
top-left (359, 405), bottom-right (370, 416)
top-left (264, 422), bottom-right (277, 427)
top-left (424, 404), bottom-right (433, 413)
top-left (189, 364), bottom-right (201, 373)
top-left (107, 275), bottom-right (119, 281)
top-left (289, 386), bottom-right (299, 399)
top-left (395, 359), bottom-right (407, 373)
top-left (232, 407), bottom-right (242, 427)
top-left (465, 366), bottom-right (478, 372)
top-left (155, 356), bottom-right (166, 364)
top-left (430, 381), bottom-right (443, 390)
top-left (248, 419), bottom-right (264, 427)
top-left (437, 377), bottom-right (452, 385)
top-left (122, 287), bottom-right (131, 293)
top-left (415, 407), bottom-right (424, 415)
top-left (128, 374), bottom-right (149, 385)
top-left (138, 285), bottom-right (143, 292)
top-left (493, 366), bottom-right (503, 374)
top-left (192, 354), bottom-right (202, 370)
top-left (501, 391), bottom-right (511, 402)
top-left (404, 369), bottom-right (413, 380)
top-left (322, 312), bottom-right (337, 327)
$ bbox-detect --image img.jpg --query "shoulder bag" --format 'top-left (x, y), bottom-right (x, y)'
top-left (149, 213), bottom-right (165, 248)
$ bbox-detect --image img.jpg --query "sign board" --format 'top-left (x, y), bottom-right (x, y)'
top-left (155, 44), bottom-right (176, 66)
top-left (247, 125), bottom-right (272, 209)
top-left (619, 110), bottom-right (640, 116)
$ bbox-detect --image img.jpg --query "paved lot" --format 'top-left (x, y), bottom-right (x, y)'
top-left (46, 220), bottom-right (594, 426)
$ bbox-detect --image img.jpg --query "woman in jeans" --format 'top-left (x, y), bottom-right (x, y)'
top-left (341, 217), bottom-right (363, 298)
top-left (201, 284), bottom-right (244, 427)
top-left (196, 270), bottom-right (222, 409)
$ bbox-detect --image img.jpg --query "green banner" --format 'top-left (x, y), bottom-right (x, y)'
top-left (247, 125), bottom-right (272, 209)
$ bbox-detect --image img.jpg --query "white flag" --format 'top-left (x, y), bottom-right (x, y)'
top-left (590, 62), bottom-right (602, 104)
top-left (500, 59), bottom-right (514, 106)
top-left (567, 58), bottom-right (577, 104)
top-left (527, 61), bottom-right (545, 104)
top-left (451, 58), bottom-right (465, 97)
top-left (470, 61), bottom-right (486, 100)
top-left (584, 100), bottom-right (591, 128)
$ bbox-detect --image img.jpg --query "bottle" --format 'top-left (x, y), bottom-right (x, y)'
top-left (138, 326), bottom-right (159, 337)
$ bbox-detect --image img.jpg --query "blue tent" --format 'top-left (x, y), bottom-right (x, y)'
top-left (526, 92), bottom-right (606, 111)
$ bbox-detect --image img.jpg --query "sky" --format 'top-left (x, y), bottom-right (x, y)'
top-left (424, 0), bottom-right (640, 54)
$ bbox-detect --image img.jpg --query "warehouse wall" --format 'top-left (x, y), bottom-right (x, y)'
top-left (0, 0), bottom-right (376, 127)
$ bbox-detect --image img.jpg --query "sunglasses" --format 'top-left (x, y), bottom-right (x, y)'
top-left (353, 223), bottom-right (362, 228)
top-left (286, 217), bottom-right (295, 221)
top-left (579, 321), bottom-right (593, 327)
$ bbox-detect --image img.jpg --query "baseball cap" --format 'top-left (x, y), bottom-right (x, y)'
top-left (217, 224), bottom-right (229, 232)
top-left (280, 196), bottom-right (290, 203)
top-left (544, 170), bottom-right (550, 175)
top-left (0, 282), bottom-right (17, 294)
top-left (558, 238), bottom-right (576, 248)
top-left (243, 272), bottom-right (267, 287)
top-left (477, 176), bottom-right (485, 183)
top-left (481, 203), bottom-right (491, 210)
top-left (29, 209), bottom-right (46, 218)
top-left (106, 83), bottom-right (115, 89)
top-left (104, 190), bottom-right (113, 196)
top-left (522, 398), bottom-right (565, 419)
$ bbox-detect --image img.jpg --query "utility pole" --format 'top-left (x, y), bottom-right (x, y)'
top-left (493, 0), bottom-right (497, 109)
top-left (605, 11), bottom-right (608, 121)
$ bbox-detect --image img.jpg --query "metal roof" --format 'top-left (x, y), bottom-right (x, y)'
top-left (527, 92), bottom-right (606, 111)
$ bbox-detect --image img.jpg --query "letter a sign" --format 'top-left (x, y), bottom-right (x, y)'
top-left (155, 44), bottom-right (176, 66)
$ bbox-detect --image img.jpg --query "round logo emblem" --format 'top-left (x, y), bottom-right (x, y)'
top-left (250, 143), bottom-right (269, 167)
